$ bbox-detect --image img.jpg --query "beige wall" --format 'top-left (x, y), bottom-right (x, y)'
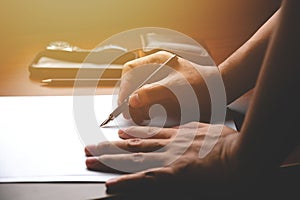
top-left (1, 0), bottom-right (280, 41)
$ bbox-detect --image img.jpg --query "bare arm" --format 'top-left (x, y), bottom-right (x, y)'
top-left (84, 1), bottom-right (300, 195)
top-left (219, 8), bottom-right (281, 104)
top-left (235, 0), bottom-right (300, 175)
top-left (119, 8), bottom-right (281, 124)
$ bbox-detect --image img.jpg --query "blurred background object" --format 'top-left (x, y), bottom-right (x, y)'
top-left (0, 0), bottom-right (281, 95)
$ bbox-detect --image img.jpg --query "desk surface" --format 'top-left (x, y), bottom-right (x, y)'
top-left (0, 33), bottom-right (248, 200)
top-left (2, 35), bottom-right (300, 199)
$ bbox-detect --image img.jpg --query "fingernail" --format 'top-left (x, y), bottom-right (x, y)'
top-left (119, 129), bottom-right (132, 139)
top-left (84, 147), bottom-right (91, 155)
top-left (84, 145), bottom-right (96, 156)
top-left (118, 129), bottom-right (125, 137)
top-left (129, 93), bottom-right (141, 107)
top-left (106, 177), bottom-right (119, 187)
top-left (85, 157), bottom-right (98, 167)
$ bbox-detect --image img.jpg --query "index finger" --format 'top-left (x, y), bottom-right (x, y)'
top-left (122, 51), bottom-right (174, 75)
top-left (118, 126), bottom-right (177, 139)
top-left (118, 51), bottom-right (176, 107)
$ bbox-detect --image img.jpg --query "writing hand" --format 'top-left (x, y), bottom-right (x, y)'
top-left (118, 51), bottom-right (215, 125)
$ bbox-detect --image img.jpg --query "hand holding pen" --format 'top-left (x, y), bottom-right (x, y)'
top-left (101, 49), bottom-right (215, 126)
top-left (100, 53), bottom-right (177, 127)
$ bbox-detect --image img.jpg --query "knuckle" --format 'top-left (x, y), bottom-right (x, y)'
top-left (147, 126), bottom-right (160, 137)
top-left (121, 67), bottom-right (133, 77)
top-left (122, 62), bottom-right (135, 75)
top-left (130, 152), bottom-right (145, 163)
top-left (123, 60), bottom-right (135, 68)
top-left (127, 138), bottom-right (143, 149)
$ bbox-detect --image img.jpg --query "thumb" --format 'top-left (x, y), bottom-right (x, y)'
top-left (129, 83), bottom-right (173, 108)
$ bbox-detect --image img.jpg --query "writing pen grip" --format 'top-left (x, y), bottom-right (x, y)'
top-left (100, 54), bottom-right (177, 126)
top-left (110, 98), bottom-right (129, 119)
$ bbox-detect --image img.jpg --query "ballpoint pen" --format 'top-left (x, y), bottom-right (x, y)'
top-left (100, 54), bottom-right (177, 127)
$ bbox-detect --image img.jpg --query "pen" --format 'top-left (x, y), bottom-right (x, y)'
top-left (100, 54), bottom-right (177, 127)
top-left (41, 78), bottom-right (120, 86)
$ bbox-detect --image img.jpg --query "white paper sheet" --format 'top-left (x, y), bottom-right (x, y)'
top-left (0, 95), bottom-right (124, 183)
top-left (0, 95), bottom-right (236, 183)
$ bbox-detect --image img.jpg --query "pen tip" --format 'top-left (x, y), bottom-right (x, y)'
top-left (99, 118), bottom-right (110, 127)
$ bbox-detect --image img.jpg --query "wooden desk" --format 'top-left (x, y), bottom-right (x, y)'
top-left (0, 33), bottom-right (249, 200)
top-left (2, 33), bottom-right (300, 200)
top-left (2, 33), bottom-right (300, 199)
top-left (0, 35), bottom-right (115, 96)
top-left (0, 32), bottom-right (249, 97)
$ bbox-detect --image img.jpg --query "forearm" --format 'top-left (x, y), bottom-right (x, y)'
top-left (219, 9), bottom-right (281, 104)
top-left (235, 0), bottom-right (300, 173)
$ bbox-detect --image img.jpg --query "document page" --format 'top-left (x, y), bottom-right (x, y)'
top-left (0, 95), bottom-right (123, 182)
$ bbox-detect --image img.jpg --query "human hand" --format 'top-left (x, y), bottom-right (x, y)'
top-left (118, 51), bottom-right (217, 125)
top-left (85, 122), bottom-right (240, 196)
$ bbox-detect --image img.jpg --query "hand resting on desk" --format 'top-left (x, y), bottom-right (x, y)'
top-left (85, 122), bottom-right (241, 196)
